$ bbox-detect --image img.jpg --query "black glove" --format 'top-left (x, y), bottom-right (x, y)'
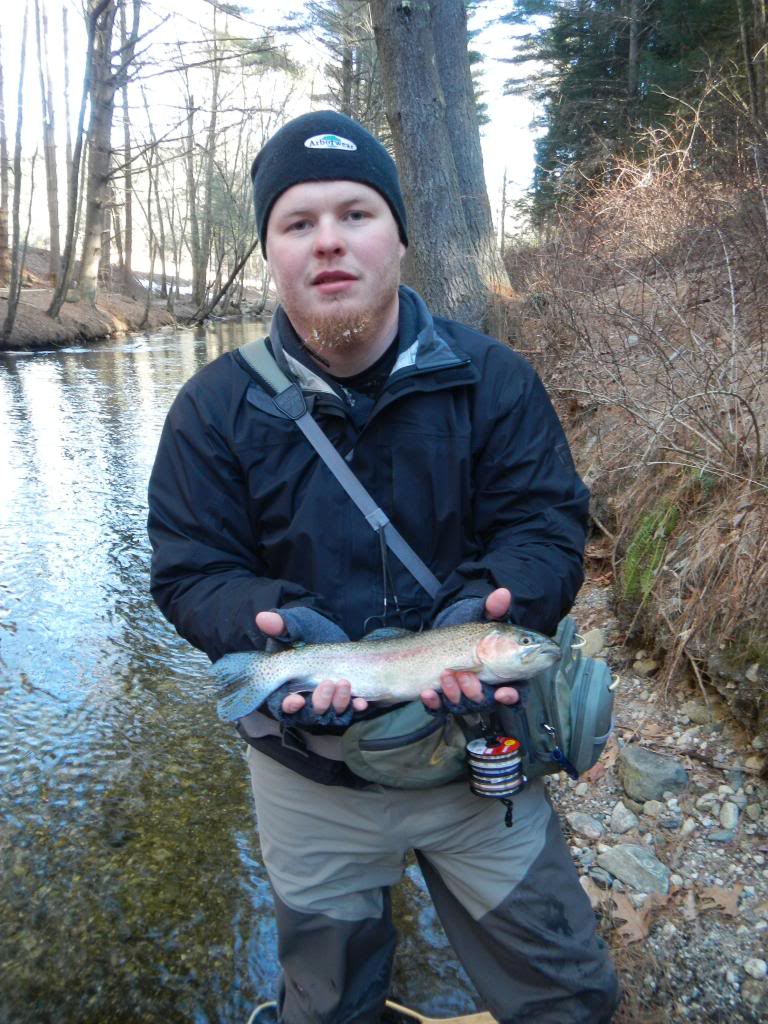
top-left (261, 608), bottom-right (358, 729)
top-left (432, 596), bottom-right (486, 628)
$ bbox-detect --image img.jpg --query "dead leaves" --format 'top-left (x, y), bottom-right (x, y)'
top-left (699, 884), bottom-right (743, 917)
top-left (609, 892), bottom-right (668, 945)
top-left (582, 761), bottom-right (606, 785)
top-left (591, 882), bottom-right (745, 947)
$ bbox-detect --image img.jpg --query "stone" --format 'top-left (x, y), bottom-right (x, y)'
top-left (596, 844), bottom-right (671, 894)
top-left (589, 867), bottom-right (613, 889)
top-left (720, 802), bottom-right (740, 830)
top-left (581, 628), bottom-right (605, 658)
top-left (618, 746), bottom-right (689, 803)
top-left (696, 792), bottom-right (719, 810)
top-left (633, 658), bottom-right (660, 677)
top-left (681, 817), bottom-right (697, 836)
top-left (566, 812), bottom-right (604, 841)
top-left (643, 800), bottom-right (664, 817)
top-left (670, 873), bottom-right (684, 887)
top-left (744, 959), bottom-right (767, 980)
top-left (746, 755), bottom-right (766, 773)
top-left (746, 804), bottom-right (762, 822)
top-left (574, 782), bottom-right (590, 797)
top-left (742, 979), bottom-right (767, 1008)
top-left (659, 812), bottom-right (683, 830)
top-left (679, 700), bottom-right (714, 725)
top-left (706, 830), bottom-right (735, 843)
top-left (677, 727), bottom-right (701, 747)
top-left (610, 801), bottom-right (639, 834)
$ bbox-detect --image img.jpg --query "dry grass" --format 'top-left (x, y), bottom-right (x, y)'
top-left (510, 143), bottom-right (768, 737)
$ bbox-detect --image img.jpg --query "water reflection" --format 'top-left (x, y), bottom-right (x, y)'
top-left (0, 319), bottom-right (477, 1023)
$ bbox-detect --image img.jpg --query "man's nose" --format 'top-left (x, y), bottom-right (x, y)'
top-left (312, 217), bottom-right (346, 257)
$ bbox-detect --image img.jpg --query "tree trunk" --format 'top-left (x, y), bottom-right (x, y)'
top-left (120, 0), bottom-right (132, 288)
top-left (430, 0), bottom-right (507, 292)
top-left (195, 237), bottom-right (258, 322)
top-left (1, 5), bottom-right (30, 345)
top-left (99, 178), bottom-right (114, 287)
top-left (752, 0), bottom-right (767, 127)
top-left (185, 93), bottom-right (201, 305)
top-left (370, 0), bottom-right (485, 326)
top-left (499, 166), bottom-right (507, 257)
top-left (78, 0), bottom-right (118, 305)
top-left (194, 42), bottom-right (220, 308)
top-left (0, 26), bottom-right (11, 287)
top-left (63, 7), bottom-right (73, 200)
top-left (34, 0), bottom-right (61, 283)
top-left (627, 0), bottom-right (640, 100)
top-left (48, 1), bottom-right (109, 318)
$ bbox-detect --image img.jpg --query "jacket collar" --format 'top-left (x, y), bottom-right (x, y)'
top-left (266, 285), bottom-right (474, 400)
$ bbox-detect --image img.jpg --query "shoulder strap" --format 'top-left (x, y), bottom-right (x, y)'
top-left (238, 339), bottom-right (441, 599)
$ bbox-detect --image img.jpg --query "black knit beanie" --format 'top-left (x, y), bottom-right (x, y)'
top-left (251, 111), bottom-right (408, 256)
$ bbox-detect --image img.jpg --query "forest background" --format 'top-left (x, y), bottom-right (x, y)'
top-left (0, 0), bottom-right (766, 742)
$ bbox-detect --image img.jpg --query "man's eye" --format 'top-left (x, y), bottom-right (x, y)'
top-left (287, 220), bottom-right (309, 232)
top-left (346, 210), bottom-right (368, 221)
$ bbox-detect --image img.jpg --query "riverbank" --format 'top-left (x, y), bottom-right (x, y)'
top-left (0, 286), bottom-right (182, 352)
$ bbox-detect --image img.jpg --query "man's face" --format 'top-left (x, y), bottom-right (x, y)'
top-left (265, 180), bottom-right (405, 351)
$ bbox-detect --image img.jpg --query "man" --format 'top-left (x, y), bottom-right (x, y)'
top-left (148, 111), bottom-right (618, 1024)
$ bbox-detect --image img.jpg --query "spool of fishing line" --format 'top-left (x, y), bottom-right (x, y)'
top-left (466, 737), bottom-right (526, 826)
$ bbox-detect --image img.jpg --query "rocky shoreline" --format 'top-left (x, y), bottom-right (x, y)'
top-left (555, 560), bottom-right (768, 1022)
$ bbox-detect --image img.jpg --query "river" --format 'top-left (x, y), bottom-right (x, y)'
top-left (0, 321), bottom-right (476, 1024)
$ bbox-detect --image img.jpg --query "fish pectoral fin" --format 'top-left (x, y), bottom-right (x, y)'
top-left (279, 678), bottom-right (314, 695)
top-left (444, 661), bottom-right (483, 675)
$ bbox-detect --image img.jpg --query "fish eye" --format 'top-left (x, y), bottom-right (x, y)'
top-left (521, 635), bottom-right (532, 645)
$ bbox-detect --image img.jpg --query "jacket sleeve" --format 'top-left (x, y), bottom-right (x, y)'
top-left (147, 380), bottom-right (331, 662)
top-left (432, 361), bottom-right (590, 637)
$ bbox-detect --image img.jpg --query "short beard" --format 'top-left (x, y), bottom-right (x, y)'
top-left (303, 311), bottom-right (372, 353)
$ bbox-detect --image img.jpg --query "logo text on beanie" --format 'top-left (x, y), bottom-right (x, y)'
top-left (304, 133), bottom-right (357, 152)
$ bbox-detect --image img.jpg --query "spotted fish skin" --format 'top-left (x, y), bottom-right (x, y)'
top-left (213, 621), bottom-right (560, 722)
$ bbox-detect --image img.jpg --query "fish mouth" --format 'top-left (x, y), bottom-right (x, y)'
top-left (522, 641), bottom-right (561, 664)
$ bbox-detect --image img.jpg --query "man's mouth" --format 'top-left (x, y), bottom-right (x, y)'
top-left (311, 271), bottom-right (358, 286)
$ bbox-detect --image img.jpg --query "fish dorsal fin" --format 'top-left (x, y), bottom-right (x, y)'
top-left (362, 627), bottom-right (413, 642)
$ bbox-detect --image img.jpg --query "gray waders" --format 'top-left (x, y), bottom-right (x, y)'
top-left (247, 748), bottom-right (619, 1024)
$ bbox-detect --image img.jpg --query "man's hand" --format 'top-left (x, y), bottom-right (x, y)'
top-left (419, 588), bottom-right (520, 711)
top-left (255, 611), bottom-right (368, 716)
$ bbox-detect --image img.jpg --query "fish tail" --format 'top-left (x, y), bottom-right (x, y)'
top-left (211, 650), bottom-right (271, 722)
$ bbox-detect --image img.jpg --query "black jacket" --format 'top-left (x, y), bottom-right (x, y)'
top-left (148, 287), bottom-right (589, 665)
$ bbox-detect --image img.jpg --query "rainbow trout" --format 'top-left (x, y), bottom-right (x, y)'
top-left (214, 621), bottom-right (560, 722)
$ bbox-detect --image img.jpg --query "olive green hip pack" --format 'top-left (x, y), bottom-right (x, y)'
top-left (341, 617), bottom-right (616, 788)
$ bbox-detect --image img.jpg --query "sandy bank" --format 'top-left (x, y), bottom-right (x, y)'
top-left (0, 287), bottom-right (184, 352)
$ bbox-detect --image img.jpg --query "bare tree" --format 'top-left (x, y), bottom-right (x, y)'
top-left (119, 0), bottom-right (134, 290)
top-left (63, 7), bottom-right (73, 199)
top-left (78, 0), bottom-right (142, 305)
top-left (1, 3), bottom-right (31, 343)
top-left (49, 0), bottom-right (114, 318)
top-left (34, 0), bottom-right (61, 282)
top-left (0, 27), bottom-right (10, 285)
top-left (370, 0), bottom-right (486, 325)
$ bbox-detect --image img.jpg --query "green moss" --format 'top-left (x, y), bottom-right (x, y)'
top-left (621, 501), bottom-right (680, 603)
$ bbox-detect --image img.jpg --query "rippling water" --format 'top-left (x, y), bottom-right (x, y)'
top-left (0, 321), bottom-right (476, 1024)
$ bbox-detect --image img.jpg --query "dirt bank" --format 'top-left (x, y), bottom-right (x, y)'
top-left (0, 286), bottom-right (181, 352)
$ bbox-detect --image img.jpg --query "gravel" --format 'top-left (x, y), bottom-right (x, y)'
top-left (551, 575), bottom-right (768, 1023)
